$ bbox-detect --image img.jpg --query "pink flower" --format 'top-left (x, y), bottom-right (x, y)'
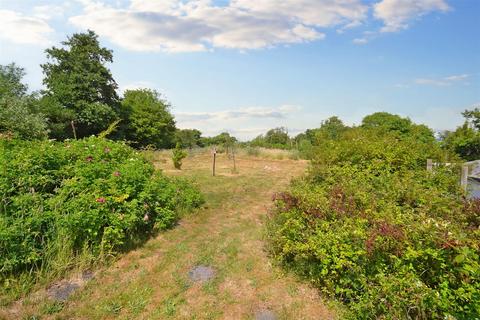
top-left (86, 156), bottom-right (93, 162)
top-left (143, 214), bottom-right (149, 222)
top-left (113, 171), bottom-right (121, 177)
top-left (96, 197), bottom-right (106, 203)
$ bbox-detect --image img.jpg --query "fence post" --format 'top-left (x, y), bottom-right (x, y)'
top-left (426, 159), bottom-right (433, 171)
top-left (461, 165), bottom-right (469, 192)
top-left (212, 147), bottom-right (217, 176)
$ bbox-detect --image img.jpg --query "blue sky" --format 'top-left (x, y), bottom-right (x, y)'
top-left (0, 0), bottom-right (479, 139)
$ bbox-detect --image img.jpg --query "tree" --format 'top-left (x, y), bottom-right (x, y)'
top-left (0, 63), bottom-right (28, 98)
top-left (265, 127), bottom-right (289, 145)
top-left (362, 112), bottom-right (434, 143)
top-left (442, 106), bottom-right (480, 160)
top-left (120, 89), bottom-right (176, 149)
top-left (175, 129), bottom-right (203, 149)
top-left (41, 30), bottom-right (119, 137)
top-left (0, 63), bottom-right (48, 139)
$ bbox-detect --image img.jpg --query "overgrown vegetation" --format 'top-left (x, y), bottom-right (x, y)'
top-left (0, 136), bottom-right (203, 304)
top-left (267, 115), bottom-right (479, 319)
top-left (172, 143), bottom-right (188, 169)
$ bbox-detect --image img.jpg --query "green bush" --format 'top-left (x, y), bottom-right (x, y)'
top-left (172, 143), bottom-right (187, 169)
top-left (267, 127), bottom-right (479, 319)
top-left (0, 137), bottom-right (203, 300)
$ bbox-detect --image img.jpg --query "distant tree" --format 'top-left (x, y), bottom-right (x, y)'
top-left (0, 63), bottom-right (48, 140)
top-left (175, 129), bottom-right (203, 149)
top-left (442, 106), bottom-right (480, 160)
top-left (0, 63), bottom-right (28, 98)
top-left (362, 112), bottom-right (434, 143)
top-left (202, 132), bottom-right (237, 146)
top-left (462, 107), bottom-right (480, 130)
top-left (121, 89), bottom-right (176, 149)
top-left (41, 30), bottom-right (119, 137)
top-left (265, 127), bottom-right (289, 145)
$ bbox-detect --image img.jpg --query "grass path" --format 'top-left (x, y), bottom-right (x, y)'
top-left (5, 151), bottom-right (337, 320)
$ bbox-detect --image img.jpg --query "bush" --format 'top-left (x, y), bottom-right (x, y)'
top-left (0, 137), bottom-right (203, 301)
top-left (267, 127), bottom-right (479, 319)
top-left (172, 143), bottom-right (187, 169)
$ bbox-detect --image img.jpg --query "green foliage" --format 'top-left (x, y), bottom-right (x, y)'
top-left (120, 89), bottom-right (176, 149)
top-left (250, 127), bottom-right (292, 149)
top-left (362, 112), bottom-right (435, 143)
top-left (442, 107), bottom-right (480, 160)
top-left (0, 137), bottom-right (203, 298)
top-left (0, 63), bottom-right (49, 140)
top-left (201, 132), bottom-right (237, 147)
top-left (0, 97), bottom-right (48, 140)
top-left (41, 30), bottom-right (119, 138)
top-left (175, 129), bottom-right (203, 149)
top-left (0, 63), bottom-right (28, 98)
top-left (172, 143), bottom-right (188, 169)
top-left (267, 123), bottom-right (478, 319)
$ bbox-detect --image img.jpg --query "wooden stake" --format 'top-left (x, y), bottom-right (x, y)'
top-left (212, 147), bottom-right (217, 176)
top-left (71, 120), bottom-right (77, 140)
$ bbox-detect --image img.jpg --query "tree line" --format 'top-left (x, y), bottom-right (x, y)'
top-left (1, 29), bottom-right (477, 161)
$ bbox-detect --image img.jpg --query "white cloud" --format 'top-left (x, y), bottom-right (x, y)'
top-left (374, 0), bottom-right (450, 33)
top-left (33, 4), bottom-right (68, 20)
top-left (0, 9), bottom-right (54, 46)
top-left (352, 37), bottom-right (368, 45)
top-left (69, 0), bottom-right (368, 52)
top-left (415, 74), bottom-right (469, 86)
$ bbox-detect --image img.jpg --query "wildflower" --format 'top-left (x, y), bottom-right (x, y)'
top-left (104, 147), bottom-right (111, 153)
top-left (143, 214), bottom-right (149, 222)
top-left (86, 156), bottom-right (93, 162)
top-left (113, 171), bottom-right (121, 177)
top-left (96, 197), bottom-right (106, 203)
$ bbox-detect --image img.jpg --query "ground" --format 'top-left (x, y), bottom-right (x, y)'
top-left (2, 150), bottom-right (338, 320)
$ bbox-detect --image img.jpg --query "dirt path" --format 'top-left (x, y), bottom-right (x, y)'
top-left (6, 152), bottom-right (337, 320)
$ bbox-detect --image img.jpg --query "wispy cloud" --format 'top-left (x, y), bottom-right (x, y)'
top-left (415, 74), bottom-right (469, 86)
top-left (374, 0), bottom-right (450, 33)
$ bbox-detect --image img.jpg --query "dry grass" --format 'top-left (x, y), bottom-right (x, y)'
top-left (2, 150), bottom-right (338, 320)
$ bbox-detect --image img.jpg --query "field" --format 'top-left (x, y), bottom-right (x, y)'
top-left (2, 150), bottom-right (339, 320)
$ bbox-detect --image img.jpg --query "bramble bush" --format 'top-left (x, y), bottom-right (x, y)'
top-left (0, 136), bottom-right (203, 301)
top-left (267, 127), bottom-right (479, 319)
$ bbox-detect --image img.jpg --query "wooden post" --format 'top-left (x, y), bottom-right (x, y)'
top-left (70, 120), bottom-right (77, 140)
top-left (461, 165), bottom-right (469, 192)
top-left (426, 159), bottom-right (433, 171)
top-left (212, 147), bottom-right (217, 176)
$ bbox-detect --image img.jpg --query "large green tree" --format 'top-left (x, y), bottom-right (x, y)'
top-left (121, 89), bottom-right (176, 148)
top-left (41, 30), bottom-right (119, 138)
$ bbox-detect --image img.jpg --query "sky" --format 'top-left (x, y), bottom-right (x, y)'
top-left (0, 0), bottom-right (479, 140)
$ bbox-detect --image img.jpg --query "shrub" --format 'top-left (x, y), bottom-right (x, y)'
top-left (172, 143), bottom-right (187, 169)
top-left (267, 127), bottom-right (479, 319)
top-left (0, 137), bottom-right (203, 301)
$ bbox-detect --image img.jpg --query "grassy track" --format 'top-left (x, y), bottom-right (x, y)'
top-left (3, 151), bottom-right (337, 320)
